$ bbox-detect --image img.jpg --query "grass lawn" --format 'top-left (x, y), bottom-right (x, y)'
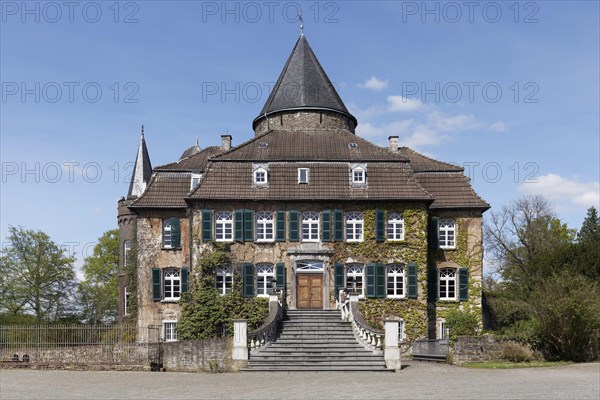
top-left (462, 361), bottom-right (572, 369)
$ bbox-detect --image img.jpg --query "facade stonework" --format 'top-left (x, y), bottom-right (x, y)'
top-left (118, 35), bottom-right (489, 344)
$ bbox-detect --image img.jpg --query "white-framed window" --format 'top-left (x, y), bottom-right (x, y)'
top-left (254, 168), bottom-right (268, 185)
top-left (163, 320), bottom-right (178, 342)
top-left (398, 319), bottom-right (406, 342)
top-left (386, 212), bottom-right (405, 241)
top-left (346, 211), bottom-right (364, 242)
top-left (216, 266), bottom-right (233, 295)
top-left (386, 264), bottom-right (405, 298)
top-left (301, 211), bottom-right (319, 242)
top-left (256, 211), bottom-right (274, 242)
top-left (215, 211), bottom-right (233, 242)
top-left (438, 219), bottom-right (456, 249)
top-left (190, 173), bottom-right (201, 190)
top-left (256, 264), bottom-right (275, 297)
top-left (346, 264), bottom-right (364, 295)
top-left (438, 319), bottom-right (450, 340)
top-left (163, 268), bottom-right (181, 301)
top-left (124, 286), bottom-right (130, 316)
top-left (163, 220), bottom-right (173, 248)
top-left (298, 168), bottom-right (310, 184)
top-left (439, 269), bottom-right (457, 300)
top-left (123, 240), bottom-right (131, 267)
top-left (352, 167), bottom-right (365, 184)
top-left (297, 260), bottom-right (324, 271)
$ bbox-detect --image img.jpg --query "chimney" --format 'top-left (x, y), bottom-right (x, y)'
top-left (388, 136), bottom-right (399, 154)
top-left (221, 135), bottom-right (232, 151)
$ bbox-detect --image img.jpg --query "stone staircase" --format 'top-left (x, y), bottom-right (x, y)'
top-left (243, 310), bottom-right (391, 371)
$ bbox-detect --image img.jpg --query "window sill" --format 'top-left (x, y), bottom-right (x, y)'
top-left (161, 299), bottom-right (181, 303)
top-left (386, 295), bottom-right (406, 299)
top-left (215, 239), bottom-right (234, 243)
top-left (439, 246), bottom-right (457, 250)
top-left (346, 239), bottom-right (364, 243)
top-left (386, 239), bottom-right (406, 242)
top-left (438, 298), bottom-right (458, 302)
top-left (256, 240), bottom-right (275, 243)
top-left (162, 247), bottom-right (182, 251)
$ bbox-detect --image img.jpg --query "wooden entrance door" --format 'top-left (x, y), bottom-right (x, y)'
top-left (296, 273), bottom-right (323, 309)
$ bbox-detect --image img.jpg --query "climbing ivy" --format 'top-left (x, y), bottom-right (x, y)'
top-left (124, 226), bottom-right (138, 325)
top-left (358, 298), bottom-right (428, 344)
top-left (177, 243), bottom-right (270, 339)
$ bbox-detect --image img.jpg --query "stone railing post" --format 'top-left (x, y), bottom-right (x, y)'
top-left (348, 294), bottom-right (359, 320)
top-left (384, 320), bottom-right (401, 371)
top-left (232, 319), bottom-right (248, 366)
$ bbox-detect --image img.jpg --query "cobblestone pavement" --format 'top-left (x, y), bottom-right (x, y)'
top-left (1, 361), bottom-right (598, 400)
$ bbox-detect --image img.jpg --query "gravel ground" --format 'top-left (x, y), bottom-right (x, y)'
top-left (1, 361), bottom-right (598, 400)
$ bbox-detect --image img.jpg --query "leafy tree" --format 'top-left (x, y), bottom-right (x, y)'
top-left (578, 206), bottom-right (600, 243)
top-left (0, 226), bottom-right (77, 323)
top-left (77, 229), bottom-right (120, 324)
top-left (444, 309), bottom-right (479, 341)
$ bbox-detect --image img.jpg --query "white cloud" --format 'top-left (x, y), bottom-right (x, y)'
top-left (358, 76), bottom-right (389, 91)
top-left (398, 125), bottom-right (449, 148)
top-left (488, 121), bottom-right (507, 132)
top-left (428, 111), bottom-right (480, 132)
top-left (387, 95), bottom-right (425, 113)
top-left (519, 174), bottom-right (600, 209)
top-left (356, 120), bottom-right (413, 139)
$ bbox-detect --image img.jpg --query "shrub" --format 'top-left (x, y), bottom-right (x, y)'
top-left (501, 342), bottom-right (536, 362)
top-left (445, 309), bottom-right (479, 341)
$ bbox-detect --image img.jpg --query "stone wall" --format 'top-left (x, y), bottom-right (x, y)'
top-left (451, 336), bottom-right (504, 366)
top-left (253, 110), bottom-right (356, 135)
top-left (1, 344), bottom-right (151, 370)
top-left (161, 338), bottom-right (235, 372)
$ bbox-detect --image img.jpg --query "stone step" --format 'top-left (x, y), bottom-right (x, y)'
top-left (265, 343), bottom-right (367, 349)
top-left (242, 366), bottom-right (393, 372)
top-left (250, 354), bottom-right (383, 360)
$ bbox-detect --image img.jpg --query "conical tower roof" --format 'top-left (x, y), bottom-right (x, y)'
top-left (253, 35), bottom-right (356, 129)
top-left (127, 127), bottom-right (152, 198)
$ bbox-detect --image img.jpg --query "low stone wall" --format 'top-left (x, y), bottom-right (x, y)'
top-left (451, 335), bottom-right (504, 365)
top-left (161, 338), bottom-right (235, 372)
top-left (1, 344), bottom-right (151, 370)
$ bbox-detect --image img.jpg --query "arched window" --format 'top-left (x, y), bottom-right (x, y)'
top-left (254, 168), bottom-right (268, 185)
top-left (301, 211), bottom-right (319, 241)
top-left (386, 212), bottom-right (404, 241)
top-left (346, 212), bottom-right (364, 242)
top-left (352, 166), bottom-right (365, 184)
top-left (215, 211), bottom-right (233, 241)
top-left (439, 269), bottom-right (457, 300)
top-left (438, 219), bottom-right (456, 249)
top-left (216, 266), bottom-right (233, 295)
top-left (346, 263), bottom-right (364, 295)
top-left (163, 269), bottom-right (181, 301)
top-left (256, 264), bottom-right (275, 297)
top-left (256, 211), bottom-right (274, 241)
top-left (386, 264), bottom-right (405, 298)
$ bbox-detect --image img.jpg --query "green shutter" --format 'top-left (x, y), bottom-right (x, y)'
top-left (375, 209), bottom-right (385, 242)
top-left (276, 210), bottom-right (286, 242)
top-left (181, 268), bottom-right (189, 294)
top-left (375, 263), bottom-right (386, 298)
top-left (289, 210), bottom-right (299, 242)
top-left (243, 263), bottom-right (254, 298)
top-left (429, 216), bottom-right (439, 249)
top-left (333, 209), bottom-right (344, 241)
top-left (234, 210), bottom-right (244, 241)
top-left (322, 210), bottom-right (332, 242)
top-left (152, 268), bottom-right (161, 301)
top-left (459, 268), bottom-right (469, 301)
top-left (201, 209), bottom-right (212, 241)
top-left (334, 262), bottom-right (345, 299)
top-left (276, 262), bottom-right (286, 299)
top-left (243, 210), bottom-right (254, 242)
top-left (366, 263), bottom-right (376, 298)
top-left (170, 218), bottom-right (181, 248)
top-left (428, 266), bottom-right (438, 302)
top-left (407, 262), bottom-right (418, 299)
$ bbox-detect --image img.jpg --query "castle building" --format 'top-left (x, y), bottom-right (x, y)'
top-left (118, 34), bottom-right (489, 343)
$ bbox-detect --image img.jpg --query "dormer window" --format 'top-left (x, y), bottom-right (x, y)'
top-left (253, 164), bottom-right (269, 186)
top-left (298, 168), bottom-right (309, 184)
top-left (351, 166), bottom-right (366, 184)
top-left (190, 173), bottom-right (201, 190)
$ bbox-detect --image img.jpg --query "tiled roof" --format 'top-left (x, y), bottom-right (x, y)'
top-left (188, 162), bottom-right (433, 201)
top-left (400, 147), bottom-right (463, 172)
top-left (254, 35), bottom-right (355, 128)
top-left (414, 172), bottom-right (490, 209)
top-left (215, 130), bottom-right (408, 162)
top-left (155, 146), bottom-right (222, 172)
top-left (130, 172), bottom-right (191, 208)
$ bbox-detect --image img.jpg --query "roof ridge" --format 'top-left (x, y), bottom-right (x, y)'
top-left (400, 146), bottom-right (464, 172)
top-left (155, 145), bottom-right (221, 170)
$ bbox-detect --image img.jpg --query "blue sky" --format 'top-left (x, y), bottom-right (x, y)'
top-left (1, 1), bottom-right (599, 272)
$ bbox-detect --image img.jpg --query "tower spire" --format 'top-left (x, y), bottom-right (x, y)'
top-left (299, 12), bottom-right (304, 36)
top-left (127, 126), bottom-right (152, 198)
